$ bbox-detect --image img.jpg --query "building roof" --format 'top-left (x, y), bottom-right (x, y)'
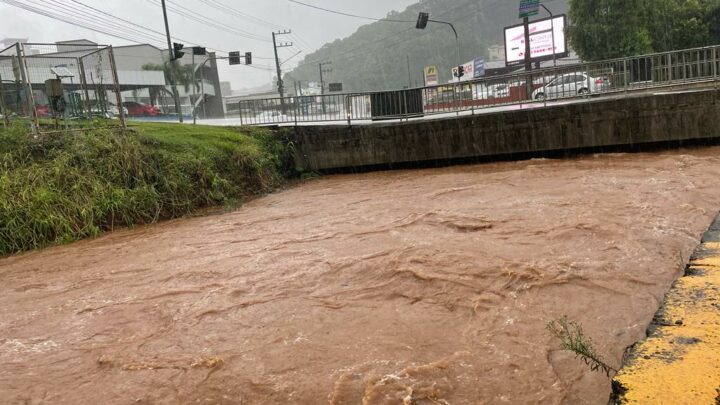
top-left (113, 43), bottom-right (164, 51)
top-left (56, 39), bottom-right (98, 45)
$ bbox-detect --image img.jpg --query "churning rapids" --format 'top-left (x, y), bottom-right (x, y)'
top-left (2, 147), bottom-right (720, 404)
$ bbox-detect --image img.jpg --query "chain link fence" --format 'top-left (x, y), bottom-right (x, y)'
top-left (0, 42), bottom-right (125, 133)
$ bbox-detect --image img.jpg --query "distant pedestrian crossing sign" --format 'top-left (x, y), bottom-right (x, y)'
top-left (519, 0), bottom-right (540, 18)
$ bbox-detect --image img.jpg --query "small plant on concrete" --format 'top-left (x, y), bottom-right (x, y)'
top-left (677, 250), bottom-right (687, 274)
top-left (547, 316), bottom-right (618, 377)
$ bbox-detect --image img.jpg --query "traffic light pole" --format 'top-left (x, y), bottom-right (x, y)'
top-left (161, 0), bottom-right (183, 123)
top-left (191, 53), bottom-right (251, 124)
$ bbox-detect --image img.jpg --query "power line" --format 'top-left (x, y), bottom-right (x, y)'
top-left (0, 0), bottom-right (276, 72)
top-left (286, 0), bottom-right (415, 23)
top-left (193, 0), bottom-right (284, 30)
top-left (144, 0), bottom-right (271, 43)
top-left (46, 0), bottom-right (169, 45)
top-left (1, 0), bottom-right (167, 46)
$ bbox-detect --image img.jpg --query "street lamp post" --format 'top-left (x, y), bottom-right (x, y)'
top-left (539, 3), bottom-right (557, 67)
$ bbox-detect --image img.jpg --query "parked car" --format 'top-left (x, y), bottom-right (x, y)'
top-left (35, 104), bottom-right (51, 117)
top-left (532, 73), bottom-right (610, 100)
top-left (255, 110), bottom-right (290, 122)
top-left (122, 101), bottom-right (161, 116)
top-left (91, 102), bottom-right (128, 119)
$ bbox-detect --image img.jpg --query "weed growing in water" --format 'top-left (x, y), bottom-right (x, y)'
top-left (547, 316), bottom-right (618, 377)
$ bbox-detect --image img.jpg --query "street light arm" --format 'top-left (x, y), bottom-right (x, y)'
top-left (539, 4), bottom-right (553, 17)
top-left (428, 19), bottom-right (458, 41)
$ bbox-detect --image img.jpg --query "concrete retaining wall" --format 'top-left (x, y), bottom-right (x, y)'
top-left (290, 89), bottom-right (720, 171)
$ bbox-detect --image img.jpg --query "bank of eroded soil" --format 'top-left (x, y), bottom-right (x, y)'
top-left (2, 147), bottom-right (720, 404)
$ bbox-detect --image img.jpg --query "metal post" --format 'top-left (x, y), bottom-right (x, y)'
top-left (192, 52), bottom-right (197, 125)
top-left (107, 46), bottom-right (126, 128)
top-left (0, 74), bottom-right (8, 128)
top-left (539, 4), bottom-right (557, 67)
top-left (78, 58), bottom-right (92, 119)
top-left (239, 102), bottom-right (244, 126)
top-left (713, 47), bottom-right (718, 80)
top-left (161, 0), bottom-right (183, 123)
top-left (623, 59), bottom-right (628, 94)
top-left (523, 17), bottom-right (533, 101)
top-left (201, 76), bottom-right (206, 119)
top-left (407, 55), bottom-right (412, 88)
top-left (17, 43), bottom-right (38, 133)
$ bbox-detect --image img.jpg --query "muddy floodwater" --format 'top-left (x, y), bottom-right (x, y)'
top-left (2, 148), bottom-right (720, 404)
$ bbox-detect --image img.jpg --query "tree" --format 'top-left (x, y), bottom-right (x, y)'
top-left (705, 1), bottom-right (720, 44)
top-left (645, 0), bottom-right (713, 52)
top-left (141, 61), bottom-right (196, 106)
top-left (567, 0), bottom-right (653, 61)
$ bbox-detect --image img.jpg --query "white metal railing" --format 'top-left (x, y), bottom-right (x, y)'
top-left (235, 44), bottom-right (720, 126)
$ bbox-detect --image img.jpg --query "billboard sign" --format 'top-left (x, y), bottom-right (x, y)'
top-left (474, 59), bottom-right (485, 78)
top-left (424, 65), bottom-right (439, 86)
top-left (504, 14), bottom-right (568, 66)
top-left (451, 58), bottom-right (485, 82)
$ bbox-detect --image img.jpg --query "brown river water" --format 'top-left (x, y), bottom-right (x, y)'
top-left (2, 147), bottom-right (720, 405)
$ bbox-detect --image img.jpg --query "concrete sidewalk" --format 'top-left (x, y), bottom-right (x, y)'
top-left (612, 215), bottom-right (720, 404)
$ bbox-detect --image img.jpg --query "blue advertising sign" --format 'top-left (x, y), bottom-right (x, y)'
top-left (474, 59), bottom-right (485, 78)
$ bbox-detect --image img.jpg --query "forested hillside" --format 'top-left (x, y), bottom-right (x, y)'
top-left (284, 0), bottom-right (569, 92)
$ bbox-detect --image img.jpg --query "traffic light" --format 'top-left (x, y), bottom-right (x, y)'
top-left (172, 42), bottom-right (185, 60)
top-left (457, 65), bottom-right (465, 78)
top-left (245, 52), bottom-right (252, 65)
top-left (229, 51), bottom-right (241, 65)
top-left (416, 12), bottom-right (429, 29)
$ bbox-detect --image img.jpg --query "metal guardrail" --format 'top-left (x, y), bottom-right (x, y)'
top-left (233, 45), bottom-right (720, 126)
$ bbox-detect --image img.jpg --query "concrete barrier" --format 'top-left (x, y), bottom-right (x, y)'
top-left (290, 88), bottom-right (720, 172)
top-left (611, 214), bottom-right (720, 404)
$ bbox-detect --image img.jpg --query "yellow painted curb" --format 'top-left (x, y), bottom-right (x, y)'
top-left (612, 216), bottom-right (720, 404)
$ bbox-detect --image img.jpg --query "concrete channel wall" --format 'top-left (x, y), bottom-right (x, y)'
top-left (290, 88), bottom-right (720, 172)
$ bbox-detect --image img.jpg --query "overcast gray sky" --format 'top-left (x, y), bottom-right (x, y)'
top-left (0, 0), bottom-right (417, 92)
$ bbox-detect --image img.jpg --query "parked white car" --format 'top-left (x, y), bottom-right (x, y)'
top-left (532, 73), bottom-right (609, 100)
top-left (255, 110), bottom-right (290, 123)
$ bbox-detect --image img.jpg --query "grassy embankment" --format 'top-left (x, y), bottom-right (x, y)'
top-left (0, 122), bottom-right (294, 256)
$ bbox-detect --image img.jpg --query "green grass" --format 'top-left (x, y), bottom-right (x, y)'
top-left (0, 121), bottom-right (295, 256)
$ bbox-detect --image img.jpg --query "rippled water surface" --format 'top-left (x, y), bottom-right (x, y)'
top-left (2, 148), bottom-right (720, 404)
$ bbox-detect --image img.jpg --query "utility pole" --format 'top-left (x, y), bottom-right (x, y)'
top-left (161, 0), bottom-right (183, 123)
top-left (318, 61), bottom-right (332, 114)
top-left (272, 30), bottom-right (292, 113)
